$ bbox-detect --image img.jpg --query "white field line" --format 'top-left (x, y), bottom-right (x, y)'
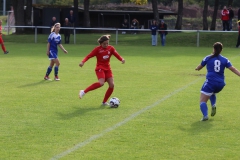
top-left (51, 77), bottom-right (202, 160)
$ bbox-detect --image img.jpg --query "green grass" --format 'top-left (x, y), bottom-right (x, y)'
top-left (1, 41), bottom-right (240, 160)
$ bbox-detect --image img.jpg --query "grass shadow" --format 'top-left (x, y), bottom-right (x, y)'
top-left (178, 119), bottom-right (214, 134)
top-left (18, 80), bottom-right (54, 88)
top-left (56, 105), bottom-right (108, 120)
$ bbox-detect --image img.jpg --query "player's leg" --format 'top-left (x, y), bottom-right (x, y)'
top-left (102, 78), bottom-right (114, 105)
top-left (79, 69), bottom-right (105, 99)
top-left (200, 93), bottom-right (210, 121)
top-left (0, 38), bottom-right (8, 54)
top-left (44, 60), bottom-right (54, 80)
top-left (102, 70), bottom-right (114, 105)
top-left (53, 58), bottom-right (60, 80)
top-left (199, 80), bottom-right (213, 121)
top-left (211, 82), bottom-right (225, 117)
top-left (210, 94), bottom-right (216, 116)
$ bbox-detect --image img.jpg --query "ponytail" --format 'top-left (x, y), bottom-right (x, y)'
top-left (210, 42), bottom-right (223, 58)
top-left (51, 23), bottom-right (61, 32)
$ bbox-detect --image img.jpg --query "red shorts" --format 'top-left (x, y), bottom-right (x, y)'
top-left (95, 69), bottom-right (113, 80)
top-left (0, 37), bottom-right (3, 43)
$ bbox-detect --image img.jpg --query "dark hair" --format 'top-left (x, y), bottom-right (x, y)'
top-left (211, 42), bottom-right (223, 58)
top-left (97, 35), bottom-right (110, 44)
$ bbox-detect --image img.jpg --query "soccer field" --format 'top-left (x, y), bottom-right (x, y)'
top-left (1, 43), bottom-right (240, 160)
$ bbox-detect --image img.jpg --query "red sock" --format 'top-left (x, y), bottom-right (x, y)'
top-left (103, 87), bottom-right (114, 103)
top-left (84, 82), bottom-right (102, 93)
top-left (1, 44), bottom-right (6, 52)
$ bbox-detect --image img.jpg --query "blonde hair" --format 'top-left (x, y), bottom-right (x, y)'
top-left (97, 35), bottom-right (111, 44)
top-left (51, 23), bottom-right (61, 32)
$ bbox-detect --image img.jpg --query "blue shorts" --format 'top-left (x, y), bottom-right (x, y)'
top-left (201, 79), bottom-right (225, 96)
top-left (49, 51), bottom-right (58, 60)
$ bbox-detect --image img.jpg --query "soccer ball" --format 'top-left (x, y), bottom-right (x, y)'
top-left (109, 97), bottom-right (120, 108)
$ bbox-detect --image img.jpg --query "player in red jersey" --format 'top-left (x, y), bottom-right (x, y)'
top-left (78, 35), bottom-right (125, 105)
top-left (0, 20), bottom-right (9, 54)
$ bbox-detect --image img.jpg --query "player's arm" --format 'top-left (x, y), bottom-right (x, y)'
top-left (58, 44), bottom-right (67, 53)
top-left (228, 66), bottom-right (240, 76)
top-left (112, 47), bottom-right (125, 64)
top-left (79, 48), bottom-right (97, 67)
top-left (195, 64), bottom-right (204, 71)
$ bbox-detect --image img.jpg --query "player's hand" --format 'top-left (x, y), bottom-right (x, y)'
top-left (64, 50), bottom-right (68, 54)
top-left (46, 51), bottom-right (50, 56)
top-left (79, 62), bottom-right (84, 67)
top-left (122, 59), bottom-right (125, 64)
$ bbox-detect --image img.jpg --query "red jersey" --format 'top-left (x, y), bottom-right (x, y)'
top-left (221, 9), bottom-right (229, 21)
top-left (82, 45), bottom-right (123, 70)
top-left (0, 26), bottom-right (2, 37)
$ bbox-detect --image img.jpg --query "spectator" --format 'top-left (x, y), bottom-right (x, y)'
top-left (121, 19), bottom-right (129, 34)
top-left (221, 6), bottom-right (230, 31)
top-left (228, 5), bottom-right (234, 31)
top-left (50, 16), bottom-right (57, 28)
top-left (236, 21), bottom-right (240, 48)
top-left (63, 18), bottom-right (72, 44)
top-left (67, 10), bottom-right (76, 34)
top-left (149, 20), bottom-right (158, 46)
top-left (158, 20), bottom-right (168, 46)
top-left (130, 18), bottom-right (139, 34)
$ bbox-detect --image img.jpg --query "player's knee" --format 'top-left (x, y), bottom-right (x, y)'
top-left (109, 83), bottom-right (114, 88)
top-left (99, 82), bottom-right (105, 86)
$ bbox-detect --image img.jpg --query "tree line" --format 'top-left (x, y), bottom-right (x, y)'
top-left (10, 0), bottom-right (240, 33)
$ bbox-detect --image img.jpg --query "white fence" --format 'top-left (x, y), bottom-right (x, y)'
top-left (4, 25), bottom-right (238, 47)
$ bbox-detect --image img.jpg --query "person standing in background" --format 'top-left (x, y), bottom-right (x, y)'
top-left (50, 16), bottom-right (57, 28)
top-left (228, 6), bottom-right (234, 31)
top-left (149, 20), bottom-right (158, 46)
top-left (67, 10), bottom-right (76, 35)
top-left (121, 19), bottom-right (129, 34)
top-left (63, 18), bottom-right (72, 44)
top-left (221, 6), bottom-right (230, 31)
top-left (158, 20), bottom-right (168, 46)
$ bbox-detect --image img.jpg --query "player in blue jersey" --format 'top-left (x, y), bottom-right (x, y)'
top-left (44, 23), bottom-right (68, 81)
top-left (195, 42), bottom-right (240, 121)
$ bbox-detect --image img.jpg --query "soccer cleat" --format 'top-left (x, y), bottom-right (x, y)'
top-left (4, 51), bottom-right (9, 54)
top-left (44, 76), bottom-right (51, 80)
top-left (79, 90), bottom-right (85, 99)
top-left (200, 116), bottom-right (209, 121)
top-left (54, 76), bottom-right (60, 81)
top-left (102, 102), bottom-right (109, 106)
top-left (211, 106), bottom-right (216, 117)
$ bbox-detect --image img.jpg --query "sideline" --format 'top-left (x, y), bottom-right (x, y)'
top-left (51, 77), bottom-right (202, 160)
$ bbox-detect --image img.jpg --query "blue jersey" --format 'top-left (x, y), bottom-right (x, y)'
top-left (48, 32), bottom-right (61, 54)
top-left (150, 25), bottom-right (158, 35)
top-left (201, 54), bottom-right (232, 83)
